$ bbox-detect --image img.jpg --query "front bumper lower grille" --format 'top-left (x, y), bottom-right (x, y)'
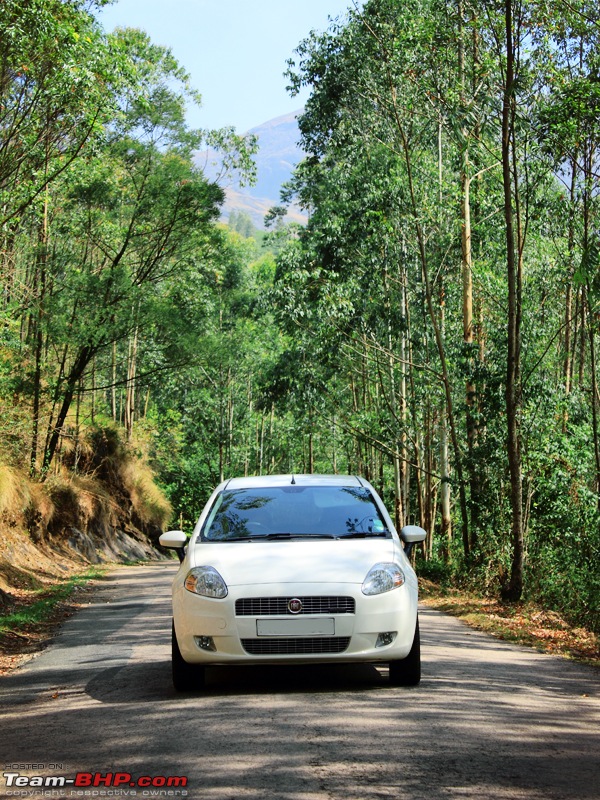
top-left (235, 596), bottom-right (355, 616)
top-left (241, 637), bottom-right (351, 655)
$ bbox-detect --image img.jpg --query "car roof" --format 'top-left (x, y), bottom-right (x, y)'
top-left (223, 474), bottom-right (366, 490)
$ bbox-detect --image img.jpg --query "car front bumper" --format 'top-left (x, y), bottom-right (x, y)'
top-left (173, 580), bottom-right (418, 665)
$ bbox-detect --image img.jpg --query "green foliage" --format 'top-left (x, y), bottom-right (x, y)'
top-left (2, 0), bottom-right (600, 635)
top-left (0, 0), bottom-right (121, 225)
top-left (274, 0), bottom-right (600, 625)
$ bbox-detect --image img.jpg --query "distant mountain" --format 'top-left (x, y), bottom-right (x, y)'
top-left (196, 110), bottom-right (308, 230)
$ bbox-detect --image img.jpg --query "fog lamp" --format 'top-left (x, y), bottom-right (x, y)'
top-left (375, 631), bottom-right (397, 648)
top-left (194, 636), bottom-right (216, 652)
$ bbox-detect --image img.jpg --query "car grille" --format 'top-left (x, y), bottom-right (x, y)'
top-left (240, 637), bottom-right (351, 655)
top-left (235, 596), bottom-right (355, 616)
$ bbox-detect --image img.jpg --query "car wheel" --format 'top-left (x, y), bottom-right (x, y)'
top-left (389, 617), bottom-right (421, 686)
top-left (172, 621), bottom-right (205, 692)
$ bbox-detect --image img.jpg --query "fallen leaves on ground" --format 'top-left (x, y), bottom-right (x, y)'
top-left (420, 580), bottom-right (599, 667)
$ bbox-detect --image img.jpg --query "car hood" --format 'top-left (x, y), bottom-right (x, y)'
top-left (190, 538), bottom-right (399, 586)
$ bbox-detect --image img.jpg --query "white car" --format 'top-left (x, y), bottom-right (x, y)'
top-left (160, 474), bottom-right (426, 691)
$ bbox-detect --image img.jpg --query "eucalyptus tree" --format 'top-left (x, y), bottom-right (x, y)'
top-left (37, 28), bottom-right (233, 474)
top-left (281, 0), bottom-right (599, 598)
top-left (535, 0), bottom-right (600, 508)
top-left (284, 0), bottom-right (478, 547)
top-left (1, 2), bottom-right (259, 492)
top-left (7, 22), bottom-right (235, 475)
top-left (0, 0), bottom-right (126, 469)
top-left (143, 232), bottom-right (288, 527)
top-left (0, 0), bottom-right (119, 229)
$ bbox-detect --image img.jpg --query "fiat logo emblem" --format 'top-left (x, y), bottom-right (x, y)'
top-left (288, 598), bottom-right (303, 614)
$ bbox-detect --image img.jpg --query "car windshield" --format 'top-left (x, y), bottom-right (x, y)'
top-left (200, 485), bottom-right (390, 542)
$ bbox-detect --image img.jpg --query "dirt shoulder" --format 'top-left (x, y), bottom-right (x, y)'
top-left (0, 567), bottom-right (107, 675)
top-left (0, 561), bottom-right (174, 675)
top-left (419, 579), bottom-right (600, 668)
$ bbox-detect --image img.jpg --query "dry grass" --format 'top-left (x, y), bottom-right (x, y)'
top-left (44, 472), bottom-right (115, 534)
top-left (28, 481), bottom-right (55, 528)
top-left (120, 458), bottom-right (172, 529)
top-left (67, 424), bottom-right (172, 530)
top-left (0, 464), bottom-right (30, 516)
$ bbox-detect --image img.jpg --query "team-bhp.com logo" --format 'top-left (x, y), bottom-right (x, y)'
top-left (3, 772), bottom-right (188, 792)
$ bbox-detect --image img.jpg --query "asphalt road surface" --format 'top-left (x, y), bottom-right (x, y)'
top-left (1, 563), bottom-right (598, 800)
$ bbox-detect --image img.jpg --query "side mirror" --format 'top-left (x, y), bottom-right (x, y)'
top-left (400, 525), bottom-right (427, 557)
top-left (159, 530), bottom-right (188, 563)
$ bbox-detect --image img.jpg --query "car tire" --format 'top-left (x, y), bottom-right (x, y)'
top-left (172, 621), bottom-right (205, 692)
top-left (389, 617), bottom-right (421, 686)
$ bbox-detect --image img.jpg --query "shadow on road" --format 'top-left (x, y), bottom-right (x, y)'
top-left (2, 565), bottom-right (599, 800)
top-left (85, 660), bottom-right (389, 703)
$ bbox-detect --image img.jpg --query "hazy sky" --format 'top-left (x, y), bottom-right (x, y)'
top-left (97, 0), bottom-right (358, 134)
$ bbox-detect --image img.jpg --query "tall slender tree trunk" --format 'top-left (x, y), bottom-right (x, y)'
top-left (383, 263), bottom-right (405, 530)
top-left (564, 156), bottom-right (578, 399)
top-left (227, 371), bottom-right (234, 470)
top-left (582, 147), bottom-right (600, 510)
top-left (111, 341), bottom-right (118, 421)
top-left (438, 103), bottom-right (452, 555)
top-left (458, 0), bottom-right (478, 554)
top-left (30, 203), bottom-right (48, 475)
top-left (269, 403), bottom-right (275, 473)
top-left (125, 324), bottom-right (138, 440)
top-left (332, 414), bottom-right (338, 474)
top-left (258, 414), bottom-right (265, 475)
top-left (501, 0), bottom-right (524, 601)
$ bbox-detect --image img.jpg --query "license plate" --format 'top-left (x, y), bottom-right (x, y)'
top-left (256, 618), bottom-right (335, 637)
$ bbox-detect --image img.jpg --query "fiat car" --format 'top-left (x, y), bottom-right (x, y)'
top-left (160, 474), bottom-right (426, 691)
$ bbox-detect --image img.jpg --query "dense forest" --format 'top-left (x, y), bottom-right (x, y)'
top-left (1, 0), bottom-right (599, 633)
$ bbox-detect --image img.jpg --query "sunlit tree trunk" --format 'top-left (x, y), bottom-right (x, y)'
top-left (111, 341), bottom-right (118, 421)
top-left (438, 101), bottom-right (452, 555)
top-left (383, 264), bottom-right (405, 529)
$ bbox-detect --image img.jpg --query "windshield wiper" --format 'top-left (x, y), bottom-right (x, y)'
top-left (214, 532), bottom-right (338, 542)
top-left (251, 532), bottom-right (338, 540)
top-left (210, 532), bottom-right (338, 542)
top-left (336, 530), bottom-right (391, 539)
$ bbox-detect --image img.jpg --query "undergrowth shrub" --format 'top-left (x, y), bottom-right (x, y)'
top-left (414, 557), bottom-right (454, 586)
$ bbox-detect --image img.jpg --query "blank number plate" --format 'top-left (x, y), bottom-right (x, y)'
top-left (256, 618), bottom-right (335, 637)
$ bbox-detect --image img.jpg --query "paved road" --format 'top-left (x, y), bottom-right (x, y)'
top-left (0, 564), bottom-right (598, 800)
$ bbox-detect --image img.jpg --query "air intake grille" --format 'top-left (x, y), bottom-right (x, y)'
top-left (235, 596), bottom-right (355, 616)
top-left (241, 637), bottom-right (351, 655)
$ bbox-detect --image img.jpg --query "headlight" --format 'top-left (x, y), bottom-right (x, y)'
top-left (184, 566), bottom-right (228, 598)
top-left (361, 563), bottom-right (405, 595)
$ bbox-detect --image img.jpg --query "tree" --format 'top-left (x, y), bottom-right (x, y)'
top-left (0, 0), bottom-right (118, 227)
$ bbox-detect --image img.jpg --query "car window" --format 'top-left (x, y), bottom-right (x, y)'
top-left (200, 486), bottom-right (389, 541)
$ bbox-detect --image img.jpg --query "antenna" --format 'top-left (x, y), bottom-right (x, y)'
top-left (291, 474), bottom-right (296, 485)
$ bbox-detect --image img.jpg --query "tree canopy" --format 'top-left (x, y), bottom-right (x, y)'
top-left (1, 0), bottom-right (599, 634)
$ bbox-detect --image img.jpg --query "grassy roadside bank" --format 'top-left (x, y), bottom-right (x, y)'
top-left (419, 579), bottom-right (600, 668)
